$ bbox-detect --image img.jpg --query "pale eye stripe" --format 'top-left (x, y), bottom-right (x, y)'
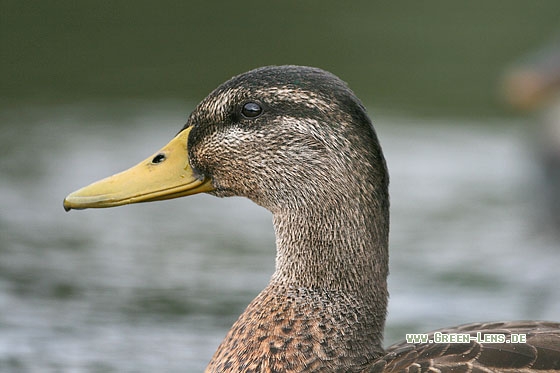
top-left (250, 87), bottom-right (336, 113)
top-left (197, 86), bottom-right (336, 120)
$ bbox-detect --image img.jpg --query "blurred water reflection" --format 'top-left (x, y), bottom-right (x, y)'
top-left (0, 103), bottom-right (559, 371)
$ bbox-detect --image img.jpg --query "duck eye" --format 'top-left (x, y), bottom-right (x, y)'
top-left (241, 102), bottom-right (263, 118)
top-left (152, 153), bottom-right (166, 164)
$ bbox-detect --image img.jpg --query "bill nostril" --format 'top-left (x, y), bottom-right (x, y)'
top-left (152, 153), bottom-right (166, 164)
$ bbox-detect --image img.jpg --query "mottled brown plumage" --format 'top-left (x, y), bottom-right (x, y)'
top-left (65, 66), bottom-right (560, 372)
top-left (371, 321), bottom-right (560, 372)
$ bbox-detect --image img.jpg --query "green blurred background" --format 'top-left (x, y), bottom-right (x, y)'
top-left (2, 0), bottom-right (559, 116)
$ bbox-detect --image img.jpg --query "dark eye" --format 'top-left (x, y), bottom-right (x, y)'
top-left (241, 102), bottom-right (263, 118)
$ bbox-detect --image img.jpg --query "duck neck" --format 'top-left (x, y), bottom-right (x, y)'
top-left (272, 202), bottom-right (388, 291)
top-left (270, 193), bottom-right (389, 351)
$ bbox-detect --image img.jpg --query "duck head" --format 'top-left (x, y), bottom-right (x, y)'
top-left (64, 65), bottom-right (388, 215)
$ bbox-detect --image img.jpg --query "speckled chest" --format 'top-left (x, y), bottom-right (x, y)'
top-left (205, 286), bottom-right (382, 373)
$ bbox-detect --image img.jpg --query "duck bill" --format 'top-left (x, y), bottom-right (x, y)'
top-left (63, 127), bottom-right (213, 211)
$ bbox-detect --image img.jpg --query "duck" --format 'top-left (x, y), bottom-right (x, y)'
top-left (502, 36), bottom-right (560, 228)
top-left (64, 66), bottom-right (560, 372)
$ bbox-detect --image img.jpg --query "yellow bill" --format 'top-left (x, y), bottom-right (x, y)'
top-left (63, 126), bottom-right (213, 211)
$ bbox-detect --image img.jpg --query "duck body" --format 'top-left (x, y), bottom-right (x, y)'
top-left (64, 66), bottom-right (560, 372)
top-left (209, 284), bottom-right (383, 372)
